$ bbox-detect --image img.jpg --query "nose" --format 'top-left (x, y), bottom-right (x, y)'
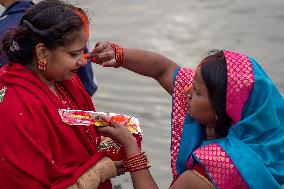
top-left (77, 53), bottom-right (88, 66)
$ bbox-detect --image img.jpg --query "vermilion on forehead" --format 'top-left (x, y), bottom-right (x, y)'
top-left (74, 9), bottom-right (89, 38)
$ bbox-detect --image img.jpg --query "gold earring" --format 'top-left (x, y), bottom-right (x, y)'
top-left (38, 57), bottom-right (48, 71)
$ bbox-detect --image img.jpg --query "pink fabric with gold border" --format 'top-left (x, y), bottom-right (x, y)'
top-left (171, 51), bottom-right (254, 187)
top-left (223, 50), bottom-right (254, 123)
top-left (171, 67), bottom-right (194, 181)
top-left (192, 50), bottom-right (254, 188)
top-left (193, 144), bottom-right (248, 188)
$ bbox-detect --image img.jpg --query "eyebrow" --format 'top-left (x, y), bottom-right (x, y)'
top-left (70, 47), bottom-right (85, 53)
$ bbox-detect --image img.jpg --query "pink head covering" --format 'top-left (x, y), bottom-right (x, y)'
top-left (223, 50), bottom-right (254, 124)
top-left (191, 50), bottom-right (254, 188)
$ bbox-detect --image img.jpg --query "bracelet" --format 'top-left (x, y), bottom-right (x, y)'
top-left (110, 43), bottom-right (124, 68)
top-left (125, 152), bottom-right (145, 160)
top-left (124, 159), bottom-right (148, 169)
top-left (123, 152), bottom-right (149, 172)
top-left (124, 157), bottom-right (148, 165)
top-left (127, 165), bottom-right (151, 172)
top-left (124, 152), bottom-right (146, 163)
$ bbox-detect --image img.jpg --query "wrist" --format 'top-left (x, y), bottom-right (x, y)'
top-left (110, 42), bottom-right (124, 68)
top-left (123, 152), bottom-right (150, 172)
top-left (122, 136), bottom-right (140, 157)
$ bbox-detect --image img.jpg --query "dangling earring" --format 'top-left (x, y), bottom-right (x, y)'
top-left (38, 57), bottom-right (48, 71)
top-left (215, 114), bottom-right (218, 120)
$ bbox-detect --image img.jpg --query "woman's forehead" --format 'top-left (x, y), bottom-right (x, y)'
top-left (193, 66), bottom-right (207, 90)
top-left (66, 31), bottom-right (87, 49)
top-left (193, 66), bottom-right (202, 81)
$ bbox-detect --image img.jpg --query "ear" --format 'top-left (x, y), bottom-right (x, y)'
top-left (35, 43), bottom-right (48, 59)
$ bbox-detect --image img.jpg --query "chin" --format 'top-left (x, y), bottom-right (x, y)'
top-left (64, 77), bottom-right (73, 80)
top-left (187, 110), bottom-right (195, 119)
top-left (64, 74), bottom-right (75, 80)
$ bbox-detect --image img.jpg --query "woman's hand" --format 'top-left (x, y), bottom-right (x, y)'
top-left (91, 41), bottom-right (117, 67)
top-left (96, 121), bottom-right (137, 150)
top-left (113, 161), bottom-right (125, 176)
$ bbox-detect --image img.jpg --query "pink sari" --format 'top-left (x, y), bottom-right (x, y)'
top-left (171, 50), bottom-right (284, 188)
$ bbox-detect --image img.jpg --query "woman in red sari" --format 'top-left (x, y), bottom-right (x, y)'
top-left (0, 1), bottom-right (118, 188)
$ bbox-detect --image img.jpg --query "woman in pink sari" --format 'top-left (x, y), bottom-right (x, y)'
top-left (93, 42), bottom-right (284, 189)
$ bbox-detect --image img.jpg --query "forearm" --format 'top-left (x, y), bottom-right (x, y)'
top-left (123, 137), bottom-right (159, 189)
top-left (94, 42), bottom-right (179, 94)
top-left (123, 48), bottom-right (178, 80)
top-left (122, 48), bottom-right (178, 94)
top-left (67, 157), bottom-right (117, 189)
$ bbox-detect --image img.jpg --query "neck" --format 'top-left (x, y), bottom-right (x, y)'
top-left (205, 127), bottom-right (218, 140)
top-left (1, 0), bottom-right (18, 8)
top-left (37, 73), bottom-right (54, 88)
top-left (27, 64), bottom-right (56, 92)
top-left (37, 73), bottom-right (58, 96)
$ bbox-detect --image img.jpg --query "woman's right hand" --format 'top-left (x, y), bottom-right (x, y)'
top-left (91, 41), bottom-right (117, 67)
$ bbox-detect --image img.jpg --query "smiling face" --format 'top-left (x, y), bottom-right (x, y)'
top-left (40, 30), bottom-right (88, 81)
top-left (186, 66), bottom-right (217, 127)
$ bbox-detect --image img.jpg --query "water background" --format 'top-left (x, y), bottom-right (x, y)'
top-left (87, 1), bottom-right (284, 188)
top-left (1, 0), bottom-right (284, 188)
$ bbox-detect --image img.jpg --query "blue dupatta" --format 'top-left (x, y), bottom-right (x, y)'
top-left (172, 54), bottom-right (284, 188)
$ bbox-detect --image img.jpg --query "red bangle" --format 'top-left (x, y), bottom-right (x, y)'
top-left (124, 152), bottom-right (145, 161)
top-left (123, 151), bottom-right (150, 172)
top-left (126, 165), bottom-right (151, 172)
top-left (124, 159), bottom-right (148, 168)
top-left (110, 43), bottom-right (124, 68)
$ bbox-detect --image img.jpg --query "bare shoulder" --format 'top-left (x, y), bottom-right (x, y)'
top-left (170, 170), bottom-right (214, 189)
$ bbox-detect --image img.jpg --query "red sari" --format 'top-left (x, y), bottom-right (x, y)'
top-left (0, 63), bottom-right (111, 189)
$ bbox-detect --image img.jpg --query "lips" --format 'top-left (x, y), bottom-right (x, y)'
top-left (70, 68), bottom-right (79, 73)
top-left (187, 104), bottom-right (192, 116)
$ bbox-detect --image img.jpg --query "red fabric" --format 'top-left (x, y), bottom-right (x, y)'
top-left (0, 63), bottom-right (111, 189)
top-left (187, 155), bottom-right (210, 181)
top-left (192, 164), bottom-right (210, 181)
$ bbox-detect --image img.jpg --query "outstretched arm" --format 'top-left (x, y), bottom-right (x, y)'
top-left (122, 48), bottom-right (178, 94)
top-left (93, 42), bottom-right (179, 95)
top-left (96, 121), bottom-right (213, 189)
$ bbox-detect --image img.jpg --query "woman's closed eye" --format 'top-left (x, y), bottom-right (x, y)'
top-left (69, 49), bottom-right (84, 57)
top-left (70, 53), bottom-right (80, 57)
top-left (194, 89), bottom-right (200, 96)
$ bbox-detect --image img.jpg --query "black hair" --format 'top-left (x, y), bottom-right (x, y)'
top-left (200, 50), bottom-right (232, 138)
top-left (0, 0), bottom-right (88, 65)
